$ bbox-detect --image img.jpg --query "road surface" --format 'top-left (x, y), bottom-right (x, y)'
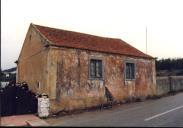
top-left (46, 92), bottom-right (183, 127)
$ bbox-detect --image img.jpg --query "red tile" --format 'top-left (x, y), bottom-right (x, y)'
top-left (34, 24), bottom-right (153, 59)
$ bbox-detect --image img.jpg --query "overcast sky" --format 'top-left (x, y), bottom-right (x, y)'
top-left (1, 0), bottom-right (183, 70)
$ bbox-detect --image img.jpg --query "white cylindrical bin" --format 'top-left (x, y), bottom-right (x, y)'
top-left (38, 93), bottom-right (49, 118)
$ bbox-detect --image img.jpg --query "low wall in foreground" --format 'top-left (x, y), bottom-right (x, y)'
top-left (156, 76), bottom-right (183, 96)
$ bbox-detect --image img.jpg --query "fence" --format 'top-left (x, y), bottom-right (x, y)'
top-left (0, 82), bottom-right (38, 116)
top-left (156, 76), bottom-right (183, 96)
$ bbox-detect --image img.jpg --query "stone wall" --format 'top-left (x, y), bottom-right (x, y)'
top-left (156, 76), bottom-right (183, 96)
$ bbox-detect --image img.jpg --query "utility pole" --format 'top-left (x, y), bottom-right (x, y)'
top-left (146, 26), bottom-right (147, 54)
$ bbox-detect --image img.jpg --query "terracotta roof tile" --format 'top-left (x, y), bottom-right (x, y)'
top-left (34, 24), bottom-right (153, 59)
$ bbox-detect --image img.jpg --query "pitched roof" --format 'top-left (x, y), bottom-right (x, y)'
top-left (33, 24), bottom-right (153, 59)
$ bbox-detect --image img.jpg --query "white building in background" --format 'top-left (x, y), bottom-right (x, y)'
top-left (0, 67), bottom-right (17, 88)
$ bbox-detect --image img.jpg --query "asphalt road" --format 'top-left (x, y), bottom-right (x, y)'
top-left (46, 92), bottom-right (183, 127)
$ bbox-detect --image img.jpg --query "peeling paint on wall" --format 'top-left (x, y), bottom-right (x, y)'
top-left (46, 47), bottom-right (156, 112)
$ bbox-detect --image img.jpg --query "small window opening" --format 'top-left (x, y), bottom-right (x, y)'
top-left (37, 82), bottom-right (40, 89)
top-left (125, 62), bottom-right (135, 80)
top-left (90, 59), bottom-right (103, 79)
top-left (29, 35), bottom-right (32, 41)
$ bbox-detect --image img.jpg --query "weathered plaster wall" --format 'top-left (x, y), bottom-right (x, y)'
top-left (104, 55), bottom-right (156, 101)
top-left (17, 26), bottom-right (49, 95)
top-left (48, 47), bottom-right (156, 112)
top-left (48, 48), bottom-right (106, 112)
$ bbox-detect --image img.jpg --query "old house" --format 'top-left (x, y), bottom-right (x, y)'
top-left (17, 23), bottom-right (156, 113)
